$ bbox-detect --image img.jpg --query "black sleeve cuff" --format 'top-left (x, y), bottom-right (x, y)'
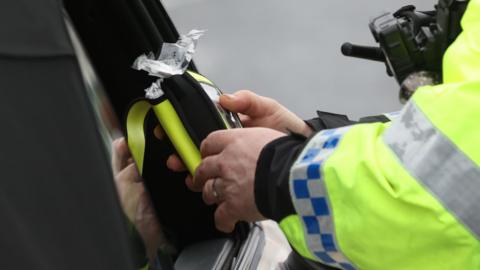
top-left (305, 110), bottom-right (356, 132)
top-left (254, 134), bottom-right (307, 222)
top-left (358, 114), bottom-right (391, 123)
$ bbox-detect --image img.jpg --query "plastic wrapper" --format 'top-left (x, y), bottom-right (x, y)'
top-left (132, 29), bottom-right (206, 99)
top-left (143, 80), bottom-right (164, 100)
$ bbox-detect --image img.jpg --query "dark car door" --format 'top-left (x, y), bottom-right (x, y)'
top-left (0, 0), bottom-right (135, 269)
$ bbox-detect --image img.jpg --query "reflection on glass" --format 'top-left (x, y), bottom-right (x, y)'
top-left (200, 83), bottom-right (242, 129)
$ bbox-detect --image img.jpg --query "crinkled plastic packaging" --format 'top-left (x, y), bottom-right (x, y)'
top-left (132, 29), bottom-right (206, 99)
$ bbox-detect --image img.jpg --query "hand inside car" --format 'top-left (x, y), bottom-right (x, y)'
top-left (112, 138), bottom-right (171, 262)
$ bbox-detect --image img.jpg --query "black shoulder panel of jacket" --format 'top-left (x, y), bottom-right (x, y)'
top-left (358, 114), bottom-right (391, 123)
top-left (254, 134), bottom-right (307, 222)
top-left (284, 249), bottom-right (338, 270)
top-left (305, 110), bottom-right (356, 132)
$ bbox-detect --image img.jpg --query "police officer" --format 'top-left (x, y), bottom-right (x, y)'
top-left (168, 0), bottom-right (480, 268)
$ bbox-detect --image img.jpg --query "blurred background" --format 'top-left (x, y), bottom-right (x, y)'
top-left (162, 0), bottom-right (432, 119)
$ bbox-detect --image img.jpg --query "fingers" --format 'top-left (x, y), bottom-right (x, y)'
top-left (193, 156), bottom-right (220, 191)
top-left (214, 203), bottom-right (237, 233)
top-left (153, 125), bottom-right (165, 140)
top-left (115, 163), bottom-right (144, 222)
top-left (112, 137), bottom-right (131, 174)
top-left (238, 114), bottom-right (250, 124)
top-left (202, 179), bottom-right (217, 205)
top-left (116, 163), bottom-right (142, 185)
top-left (166, 154), bottom-right (186, 172)
top-left (185, 175), bottom-right (194, 190)
top-left (200, 130), bottom-right (235, 158)
top-left (219, 90), bottom-right (266, 118)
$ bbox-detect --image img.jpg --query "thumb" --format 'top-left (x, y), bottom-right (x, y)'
top-left (219, 90), bottom-right (265, 118)
top-left (112, 137), bottom-right (131, 174)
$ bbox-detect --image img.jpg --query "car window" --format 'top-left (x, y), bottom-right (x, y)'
top-left (65, 14), bottom-right (122, 156)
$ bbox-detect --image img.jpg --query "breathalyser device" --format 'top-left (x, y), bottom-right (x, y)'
top-left (126, 71), bottom-right (242, 176)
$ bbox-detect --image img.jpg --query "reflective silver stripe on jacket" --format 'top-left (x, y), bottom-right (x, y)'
top-left (383, 111), bottom-right (401, 121)
top-left (289, 126), bottom-right (356, 270)
top-left (383, 101), bottom-right (480, 239)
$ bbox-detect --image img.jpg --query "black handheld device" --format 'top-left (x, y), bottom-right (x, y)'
top-left (342, 0), bottom-right (469, 101)
top-left (126, 71), bottom-right (242, 176)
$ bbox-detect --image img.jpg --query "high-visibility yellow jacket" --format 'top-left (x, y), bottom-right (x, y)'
top-left (255, 0), bottom-right (480, 269)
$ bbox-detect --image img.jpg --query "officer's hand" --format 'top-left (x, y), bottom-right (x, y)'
top-left (112, 138), bottom-right (171, 261)
top-left (160, 90), bottom-right (312, 174)
top-left (220, 90), bottom-right (313, 136)
top-left (190, 128), bottom-right (285, 232)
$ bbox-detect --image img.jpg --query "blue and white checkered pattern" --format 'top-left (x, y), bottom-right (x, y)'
top-left (289, 126), bottom-right (356, 270)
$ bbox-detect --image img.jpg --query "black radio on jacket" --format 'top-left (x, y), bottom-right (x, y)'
top-left (341, 0), bottom-right (468, 100)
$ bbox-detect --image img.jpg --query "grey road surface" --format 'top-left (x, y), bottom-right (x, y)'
top-left (162, 0), bottom-right (432, 119)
